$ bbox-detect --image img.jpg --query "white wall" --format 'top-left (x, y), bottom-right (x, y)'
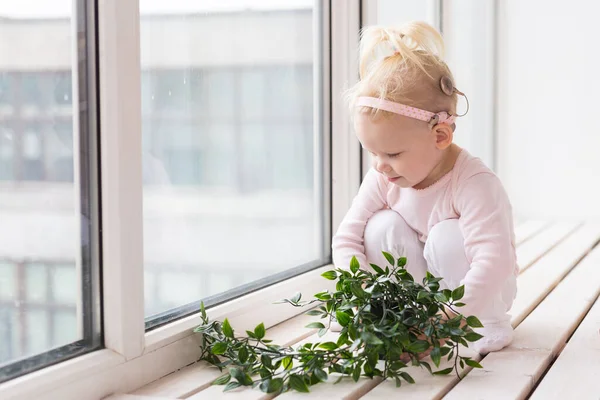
top-left (443, 0), bottom-right (496, 168)
top-left (497, 0), bottom-right (600, 219)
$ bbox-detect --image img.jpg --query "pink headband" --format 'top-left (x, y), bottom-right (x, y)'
top-left (356, 97), bottom-right (456, 127)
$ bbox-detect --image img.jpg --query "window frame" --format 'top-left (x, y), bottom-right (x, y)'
top-left (0, 0), bottom-right (103, 384)
top-left (0, 0), bottom-right (364, 398)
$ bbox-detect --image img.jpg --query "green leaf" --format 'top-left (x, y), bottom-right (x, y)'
top-left (454, 302), bottom-right (466, 307)
top-left (450, 328), bottom-right (465, 336)
top-left (400, 372), bottom-right (415, 384)
top-left (211, 342), bottom-right (228, 355)
top-left (395, 377), bottom-right (402, 387)
top-left (420, 361), bottom-right (433, 374)
top-left (213, 374), bottom-right (231, 385)
top-left (289, 374), bottom-right (310, 393)
top-left (306, 309), bottom-right (323, 316)
top-left (427, 304), bottom-right (440, 317)
top-left (417, 291), bottom-right (429, 300)
top-left (406, 340), bottom-right (429, 353)
top-left (258, 368), bottom-right (271, 379)
top-left (305, 322), bottom-right (326, 329)
top-left (369, 263), bottom-right (385, 275)
top-left (337, 332), bottom-right (349, 346)
top-left (335, 311), bottom-right (351, 327)
top-left (314, 368), bottom-right (328, 382)
top-left (321, 270), bottom-right (337, 280)
top-left (254, 323), bottom-right (266, 340)
top-left (362, 332), bottom-right (383, 345)
top-left (238, 347), bottom-right (248, 363)
top-left (224, 381), bottom-right (242, 392)
top-left (443, 289), bottom-right (453, 299)
top-left (350, 256), bottom-right (360, 273)
top-left (464, 332), bottom-right (484, 342)
top-left (430, 347), bottom-right (441, 367)
top-left (434, 292), bottom-right (449, 303)
top-left (466, 316), bottom-right (484, 328)
top-left (267, 378), bottom-right (284, 393)
top-left (318, 341), bottom-right (338, 351)
top-left (433, 367), bottom-right (454, 375)
top-left (424, 324), bottom-right (435, 337)
top-left (291, 292), bottom-right (302, 303)
top-left (245, 330), bottom-right (256, 339)
top-left (318, 328), bottom-right (327, 337)
top-left (261, 354), bottom-right (273, 369)
top-left (464, 359), bottom-right (483, 368)
top-left (364, 361), bottom-right (374, 375)
top-left (352, 365), bottom-right (361, 382)
top-left (282, 356), bottom-right (293, 370)
top-left (397, 257), bottom-right (407, 267)
top-left (200, 301), bottom-right (207, 319)
top-left (230, 368), bottom-right (245, 383)
top-left (452, 286), bottom-right (465, 301)
top-left (314, 291), bottom-right (332, 301)
top-left (222, 318), bottom-right (234, 338)
top-left (390, 360), bottom-right (407, 371)
top-left (350, 282), bottom-right (366, 299)
top-left (382, 251), bottom-right (395, 266)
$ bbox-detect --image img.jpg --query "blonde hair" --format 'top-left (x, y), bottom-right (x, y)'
top-left (346, 21), bottom-right (458, 120)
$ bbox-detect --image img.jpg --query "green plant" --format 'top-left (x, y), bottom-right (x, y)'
top-left (195, 252), bottom-right (484, 394)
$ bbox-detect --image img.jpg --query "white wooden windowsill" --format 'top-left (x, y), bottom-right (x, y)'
top-left (117, 220), bottom-right (600, 400)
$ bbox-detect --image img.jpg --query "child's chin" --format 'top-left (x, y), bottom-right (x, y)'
top-left (392, 178), bottom-right (411, 188)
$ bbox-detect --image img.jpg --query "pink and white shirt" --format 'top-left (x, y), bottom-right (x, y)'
top-left (332, 149), bottom-right (517, 315)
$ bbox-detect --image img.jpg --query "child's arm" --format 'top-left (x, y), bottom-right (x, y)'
top-left (453, 172), bottom-right (517, 316)
top-left (332, 168), bottom-right (388, 270)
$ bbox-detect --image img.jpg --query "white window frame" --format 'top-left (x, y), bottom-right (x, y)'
top-left (0, 0), bottom-right (363, 399)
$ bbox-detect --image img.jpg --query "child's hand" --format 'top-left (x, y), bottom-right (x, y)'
top-left (397, 332), bottom-right (446, 363)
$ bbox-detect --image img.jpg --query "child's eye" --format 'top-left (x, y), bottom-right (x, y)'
top-left (387, 152), bottom-right (402, 158)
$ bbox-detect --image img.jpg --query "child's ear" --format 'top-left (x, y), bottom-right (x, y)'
top-left (432, 123), bottom-right (454, 150)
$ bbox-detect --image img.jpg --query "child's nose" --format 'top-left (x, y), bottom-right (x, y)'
top-left (375, 159), bottom-right (392, 173)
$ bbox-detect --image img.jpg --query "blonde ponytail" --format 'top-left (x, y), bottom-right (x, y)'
top-left (347, 21), bottom-right (458, 119)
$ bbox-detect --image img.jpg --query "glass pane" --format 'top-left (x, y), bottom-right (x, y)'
top-left (140, 1), bottom-right (326, 325)
top-left (25, 263), bottom-right (48, 303)
top-left (0, 0), bottom-right (100, 382)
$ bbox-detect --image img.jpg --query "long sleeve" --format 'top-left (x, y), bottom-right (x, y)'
top-left (454, 172), bottom-right (517, 316)
top-left (332, 168), bottom-right (388, 270)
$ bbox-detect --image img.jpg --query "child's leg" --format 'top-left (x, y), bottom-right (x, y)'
top-left (363, 209), bottom-right (428, 283)
top-left (424, 219), bottom-right (517, 354)
top-left (330, 209), bottom-right (428, 332)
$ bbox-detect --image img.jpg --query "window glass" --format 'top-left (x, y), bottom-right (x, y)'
top-left (139, 0), bottom-right (327, 328)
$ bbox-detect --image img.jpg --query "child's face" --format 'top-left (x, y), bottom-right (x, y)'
top-left (354, 112), bottom-right (444, 189)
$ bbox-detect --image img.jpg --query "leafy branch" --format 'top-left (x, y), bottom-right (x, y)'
top-left (195, 252), bottom-right (484, 394)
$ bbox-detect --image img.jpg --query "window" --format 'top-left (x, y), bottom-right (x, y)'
top-left (139, 1), bottom-right (328, 328)
top-left (0, 0), bottom-right (101, 383)
top-left (0, 1), bottom-right (352, 397)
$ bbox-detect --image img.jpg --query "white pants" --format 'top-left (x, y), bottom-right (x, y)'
top-left (364, 209), bottom-right (517, 353)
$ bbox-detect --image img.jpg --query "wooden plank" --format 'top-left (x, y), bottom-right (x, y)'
top-left (514, 220), bottom-right (549, 246)
top-left (361, 224), bottom-right (600, 400)
top-left (104, 395), bottom-right (177, 400)
top-left (443, 229), bottom-right (600, 400)
top-left (516, 222), bottom-right (580, 272)
top-left (133, 313), bottom-right (319, 398)
top-left (529, 296), bottom-right (600, 399)
top-left (510, 224), bottom-right (599, 326)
